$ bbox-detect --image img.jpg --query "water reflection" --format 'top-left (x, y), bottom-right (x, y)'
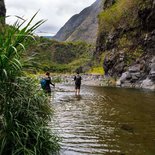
top-left (75, 95), bottom-right (82, 101)
top-left (51, 85), bottom-right (155, 155)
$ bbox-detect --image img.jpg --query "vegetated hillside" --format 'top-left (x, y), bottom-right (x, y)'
top-left (53, 0), bottom-right (103, 44)
top-left (96, 0), bottom-right (155, 89)
top-left (25, 37), bottom-right (94, 73)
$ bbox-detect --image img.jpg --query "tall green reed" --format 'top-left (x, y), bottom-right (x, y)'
top-left (0, 13), bottom-right (60, 155)
top-left (0, 12), bottom-right (44, 80)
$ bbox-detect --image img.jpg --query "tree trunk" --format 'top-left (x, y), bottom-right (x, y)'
top-left (0, 0), bottom-right (6, 25)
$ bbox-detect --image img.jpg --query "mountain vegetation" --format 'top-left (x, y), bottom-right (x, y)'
top-left (96, 0), bottom-right (155, 88)
top-left (26, 37), bottom-right (94, 73)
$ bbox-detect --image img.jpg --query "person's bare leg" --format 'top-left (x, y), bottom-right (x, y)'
top-left (75, 89), bottom-right (77, 95)
top-left (77, 89), bottom-right (80, 95)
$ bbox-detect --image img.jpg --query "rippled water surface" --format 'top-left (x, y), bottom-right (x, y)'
top-left (50, 85), bottom-right (155, 155)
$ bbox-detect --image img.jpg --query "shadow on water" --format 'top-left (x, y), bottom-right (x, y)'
top-left (50, 85), bottom-right (155, 155)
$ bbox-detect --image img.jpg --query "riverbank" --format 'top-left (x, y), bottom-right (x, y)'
top-left (52, 73), bottom-right (155, 91)
top-left (53, 74), bottom-right (104, 86)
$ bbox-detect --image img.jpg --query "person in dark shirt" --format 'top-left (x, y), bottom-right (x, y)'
top-left (74, 72), bottom-right (82, 95)
top-left (45, 72), bottom-right (55, 93)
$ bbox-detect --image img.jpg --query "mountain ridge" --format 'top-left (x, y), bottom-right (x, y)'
top-left (53, 0), bottom-right (103, 44)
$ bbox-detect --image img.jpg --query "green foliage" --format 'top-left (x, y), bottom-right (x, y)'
top-left (0, 14), bottom-right (60, 155)
top-left (26, 39), bottom-right (93, 73)
top-left (68, 57), bottom-right (91, 72)
top-left (0, 78), bottom-right (60, 155)
top-left (0, 13), bottom-right (44, 80)
top-left (88, 66), bottom-right (104, 74)
top-left (118, 36), bottom-right (132, 48)
top-left (99, 0), bottom-right (153, 33)
top-left (125, 46), bottom-right (144, 65)
top-left (99, 0), bottom-right (140, 33)
top-left (47, 63), bottom-right (70, 73)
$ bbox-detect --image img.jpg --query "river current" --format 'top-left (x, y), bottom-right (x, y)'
top-left (50, 85), bottom-right (155, 155)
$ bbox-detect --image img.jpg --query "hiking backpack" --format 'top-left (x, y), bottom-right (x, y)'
top-left (40, 78), bottom-right (46, 90)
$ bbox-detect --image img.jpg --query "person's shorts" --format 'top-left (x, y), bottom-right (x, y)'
top-left (75, 84), bottom-right (81, 89)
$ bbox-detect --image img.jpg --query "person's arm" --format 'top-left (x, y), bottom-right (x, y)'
top-left (74, 76), bottom-right (76, 81)
top-left (51, 82), bottom-right (55, 87)
top-left (49, 77), bottom-right (55, 87)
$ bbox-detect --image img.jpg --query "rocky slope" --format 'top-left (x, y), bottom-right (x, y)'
top-left (53, 0), bottom-right (103, 44)
top-left (96, 0), bottom-right (155, 90)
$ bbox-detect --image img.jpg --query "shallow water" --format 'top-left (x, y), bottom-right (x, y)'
top-left (50, 85), bottom-right (155, 155)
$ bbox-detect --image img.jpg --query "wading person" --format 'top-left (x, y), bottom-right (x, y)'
top-left (45, 72), bottom-right (55, 94)
top-left (74, 72), bottom-right (82, 95)
top-left (41, 72), bottom-right (55, 94)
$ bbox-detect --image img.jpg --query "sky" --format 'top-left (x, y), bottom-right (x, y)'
top-left (5, 0), bottom-right (96, 36)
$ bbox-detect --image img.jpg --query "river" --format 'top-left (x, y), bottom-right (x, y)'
top-left (50, 85), bottom-right (155, 155)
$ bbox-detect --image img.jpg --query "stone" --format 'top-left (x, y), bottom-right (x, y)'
top-left (141, 78), bottom-right (155, 90)
top-left (150, 63), bottom-right (155, 81)
top-left (116, 80), bottom-right (121, 86)
top-left (131, 72), bottom-right (141, 78)
top-left (122, 81), bottom-right (134, 88)
top-left (119, 51), bottom-right (125, 61)
top-left (129, 64), bottom-right (141, 73)
top-left (150, 72), bottom-right (155, 81)
top-left (131, 75), bottom-right (139, 80)
top-left (150, 63), bottom-right (155, 72)
top-left (120, 124), bottom-right (134, 133)
top-left (151, 56), bottom-right (155, 63)
top-left (120, 72), bottom-right (129, 82)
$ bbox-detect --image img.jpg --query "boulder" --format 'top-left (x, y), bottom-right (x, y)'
top-left (129, 64), bottom-right (141, 73)
top-left (120, 72), bottom-right (131, 82)
top-left (116, 79), bottom-right (121, 86)
top-left (131, 72), bottom-right (141, 78)
top-left (141, 78), bottom-right (155, 90)
top-left (151, 56), bottom-right (155, 63)
top-left (150, 63), bottom-right (155, 72)
top-left (150, 63), bottom-right (155, 80)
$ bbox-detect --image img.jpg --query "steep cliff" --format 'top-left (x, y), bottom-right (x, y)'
top-left (53, 0), bottom-right (103, 44)
top-left (96, 0), bottom-right (155, 89)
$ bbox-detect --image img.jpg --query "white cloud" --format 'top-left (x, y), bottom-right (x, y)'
top-left (5, 0), bottom-right (96, 36)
